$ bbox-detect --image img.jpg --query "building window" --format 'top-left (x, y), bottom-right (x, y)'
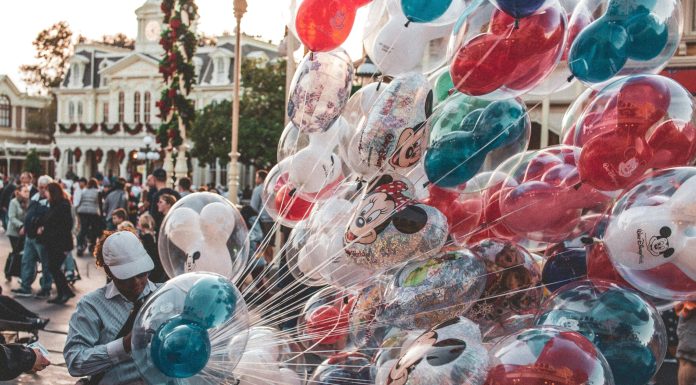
top-left (0, 95), bottom-right (10, 127)
top-left (15, 106), bottom-right (22, 129)
top-left (134, 92), bottom-right (141, 122)
top-left (68, 101), bottom-right (75, 123)
top-left (71, 63), bottom-right (82, 87)
top-left (77, 102), bottom-right (84, 123)
top-left (118, 92), bottom-right (125, 123)
top-left (102, 102), bottom-right (109, 123)
top-left (144, 92), bottom-right (151, 123)
top-left (529, 122), bottom-right (542, 150)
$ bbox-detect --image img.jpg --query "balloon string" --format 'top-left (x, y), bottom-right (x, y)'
top-left (514, 18), bottom-right (520, 29)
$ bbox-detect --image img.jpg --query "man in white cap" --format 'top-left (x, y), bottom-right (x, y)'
top-left (64, 230), bottom-right (161, 385)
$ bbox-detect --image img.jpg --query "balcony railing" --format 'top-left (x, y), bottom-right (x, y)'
top-left (56, 123), bottom-right (159, 136)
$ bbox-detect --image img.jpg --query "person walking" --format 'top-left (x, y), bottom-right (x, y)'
top-left (137, 213), bottom-right (167, 283)
top-left (38, 182), bottom-right (75, 304)
top-left (64, 230), bottom-right (159, 385)
top-left (76, 178), bottom-right (102, 256)
top-left (148, 168), bottom-right (180, 230)
top-left (4, 185), bottom-right (30, 282)
top-left (0, 177), bottom-right (17, 230)
top-left (12, 176), bottom-right (53, 298)
top-left (103, 179), bottom-right (128, 231)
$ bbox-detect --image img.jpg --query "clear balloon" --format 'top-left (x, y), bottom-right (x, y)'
top-left (449, 0), bottom-right (566, 100)
top-left (560, 87), bottom-right (598, 145)
top-left (490, 0), bottom-right (551, 19)
top-left (132, 272), bottom-right (249, 384)
top-left (383, 317), bottom-right (489, 385)
top-left (420, 183), bottom-right (484, 245)
top-left (541, 245), bottom-right (588, 292)
top-left (363, 0), bottom-right (455, 76)
top-left (465, 238), bottom-right (543, 337)
top-left (568, 0), bottom-right (683, 85)
top-left (379, 249), bottom-right (487, 329)
top-left (287, 49), bottom-right (354, 133)
top-left (262, 160), bottom-right (315, 228)
top-left (277, 122), bottom-right (310, 163)
top-left (233, 327), bottom-right (307, 385)
top-left (536, 279), bottom-right (667, 385)
top-left (574, 75), bottom-right (696, 191)
top-left (485, 326), bottom-right (615, 385)
top-left (497, 146), bottom-right (612, 244)
top-left (429, 67), bottom-right (456, 106)
top-left (343, 173), bottom-right (449, 273)
top-left (288, 144), bottom-right (344, 201)
top-left (159, 193), bottom-right (249, 282)
top-left (297, 288), bottom-right (354, 357)
top-left (310, 352), bottom-right (375, 385)
top-left (348, 73), bottom-right (433, 178)
top-left (603, 167), bottom-right (696, 301)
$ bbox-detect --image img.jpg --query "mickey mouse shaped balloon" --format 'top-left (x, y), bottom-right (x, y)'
top-left (348, 73), bottom-right (433, 178)
top-left (159, 193), bottom-right (249, 281)
top-left (343, 173), bottom-right (448, 273)
top-left (294, 0), bottom-right (372, 52)
top-left (385, 317), bottom-right (489, 385)
top-left (604, 168), bottom-right (696, 301)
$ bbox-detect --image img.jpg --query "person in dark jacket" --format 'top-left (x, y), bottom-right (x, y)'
top-left (0, 342), bottom-right (50, 380)
top-left (148, 168), bottom-right (180, 230)
top-left (137, 212), bottom-right (167, 283)
top-left (38, 182), bottom-right (75, 304)
top-left (0, 177), bottom-right (17, 230)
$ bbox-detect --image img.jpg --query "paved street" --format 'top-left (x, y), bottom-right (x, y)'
top-left (0, 231), bottom-right (106, 385)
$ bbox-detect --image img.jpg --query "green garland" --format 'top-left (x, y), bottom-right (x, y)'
top-left (156, 0), bottom-right (198, 149)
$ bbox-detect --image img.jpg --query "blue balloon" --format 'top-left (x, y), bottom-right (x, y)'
top-left (151, 317), bottom-right (211, 378)
top-left (625, 13), bottom-right (668, 60)
top-left (401, 0), bottom-right (453, 23)
top-left (541, 248), bottom-right (587, 293)
top-left (491, 0), bottom-right (547, 19)
top-left (425, 99), bottom-right (527, 187)
top-left (182, 276), bottom-right (238, 329)
top-left (569, 19), bottom-right (629, 83)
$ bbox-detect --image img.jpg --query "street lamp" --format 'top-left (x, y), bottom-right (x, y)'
top-left (228, 0), bottom-right (247, 204)
top-left (135, 134), bottom-right (160, 176)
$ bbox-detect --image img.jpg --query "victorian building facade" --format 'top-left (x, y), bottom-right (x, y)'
top-left (0, 75), bottom-right (52, 176)
top-left (53, 0), bottom-right (277, 188)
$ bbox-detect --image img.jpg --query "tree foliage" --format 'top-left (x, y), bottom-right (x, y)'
top-left (190, 58), bottom-right (287, 168)
top-left (100, 33), bottom-right (135, 49)
top-left (20, 21), bottom-right (74, 90)
top-left (24, 150), bottom-right (42, 177)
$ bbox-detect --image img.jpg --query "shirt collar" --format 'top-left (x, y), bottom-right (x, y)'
top-left (104, 280), bottom-right (157, 301)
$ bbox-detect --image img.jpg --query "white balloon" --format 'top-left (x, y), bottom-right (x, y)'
top-left (288, 146), bottom-right (343, 195)
top-left (165, 208), bottom-right (203, 257)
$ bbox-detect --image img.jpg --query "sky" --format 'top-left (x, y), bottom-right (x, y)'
top-left (0, 0), bottom-right (290, 93)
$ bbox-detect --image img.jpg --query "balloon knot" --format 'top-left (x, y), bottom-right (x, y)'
top-left (405, 20), bottom-right (411, 28)
top-left (289, 188), bottom-right (297, 197)
top-left (309, 52), bottom-right (315, 61)
top-left (580, 236), bottom-right (596, 245)
top-left (377, 78), bottom-right (383, 91)
top-left (572, 182), bottom-right (582, 191)
top-left (567, 74), bottom-right (575, 82)
top-left (514, 18), bottom-right (520, 29)
top-left (448, 88), bottom-right (456, 96)
top-left (423, 181), bottom-right (431, 188)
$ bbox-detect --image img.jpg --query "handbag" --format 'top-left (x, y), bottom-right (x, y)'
top-left (75, 296), bottom-right (149, 385)
top-left (3, 251), bottom-right (21, 280)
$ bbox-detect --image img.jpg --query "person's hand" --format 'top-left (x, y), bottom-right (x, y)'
top-left (36, 226), bottom-right (44, 235)
top-left (19, 227), bottom-right (25, 236)
top-left (123, 332), bottom-right (132, 354)
top-left (31, 349), bottom-right (50, 372)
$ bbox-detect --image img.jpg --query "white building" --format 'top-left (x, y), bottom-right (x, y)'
top-left (0, 75), bottom-right (53, 176)
top-left (53, 0), bottom-right (277, 188)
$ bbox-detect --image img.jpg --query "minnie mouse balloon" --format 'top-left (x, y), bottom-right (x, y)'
top-left (344, 174), bottom-right (448, 273)
top-left (295, 0), bottom-right (369, 52)
top-left (575, 75), bottom-right (696, 191)
top-left (287, 49), bottom-right (354, 133)
top-left (385, 317), bottom-right (489, 385)
top-left (449, 0), bottom-right (566, 100)
top-left (379, 249), bottom-right (487, 329)
top-left (485, 326), bottom-right (614, 385)
top-left (159, 193), bottom-right (249, 282)
top-left (536, 280), bottom-right (667, 385)
top-left (363, 0), bottom-right (455, 76)
top-left (568, 0), bottom-right (682, 85)
top-left (604, 167), bottom-right (696, 301)
top-left (348, 73), bottom-right (433, 178)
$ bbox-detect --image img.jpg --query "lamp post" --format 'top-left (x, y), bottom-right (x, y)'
top-left (136, 135), bottom-right (161, 177)
top-left (228, 0), bottom-right (247, 204)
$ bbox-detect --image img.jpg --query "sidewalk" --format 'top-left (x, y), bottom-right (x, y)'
top-left (0, 232), bottom-right (106, 385)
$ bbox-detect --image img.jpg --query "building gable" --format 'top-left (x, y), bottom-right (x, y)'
top-left (100, 53), bottom-right (160, 79)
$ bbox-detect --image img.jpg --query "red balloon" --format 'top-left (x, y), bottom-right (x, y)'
top-left (451, 34), bottom-right (514, 96)
top-left (586, 241), bottom-right (631, 286)
top-left (422, 184), bottom-right (483, 243)
top-left (306, 305), bottom-right (345, 344)
top-left (647, 119), bottom-right (696, 169)
top-left (563, 8), bottom-right (592, 60)
top-left (578, 131), bottom-right (653, 191)
top-left (274, 183), bottom-right (314, 222)
top-left (295, 0), bottom-right (358, 52)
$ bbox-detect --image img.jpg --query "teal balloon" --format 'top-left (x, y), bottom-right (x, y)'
top-left (425, 99), bottom-right (527, 187)
top-left (606, 0), bottom-right (656, 19)
top-left (569, 19), bottom-right (629, 83)
top-left (433, 71), bottom-right (455, 105)
top-left (625, 13), bottom-right (668, 60)
top-left (601, 340), bottom-right (657, 385)
top-left (151, 317), bottom-right (211, 378)
top-left (429, 93), bottom-right (490, 144)
top-left (401, 0), bottom-right (453, 23)
top-left (183, 276), bottom-right (238, 329)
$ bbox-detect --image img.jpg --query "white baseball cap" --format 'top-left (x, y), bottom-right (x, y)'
top-left (102, 231), bottom-right (154, 280)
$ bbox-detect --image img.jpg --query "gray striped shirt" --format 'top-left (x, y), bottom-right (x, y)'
top-left (63, 281), bottom-right (159, 385)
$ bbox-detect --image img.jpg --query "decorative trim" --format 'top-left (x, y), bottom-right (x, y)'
top-left (103, 123), bottom-right (121, 135)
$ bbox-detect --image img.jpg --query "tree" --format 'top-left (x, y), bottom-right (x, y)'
top-left (197, 33), bottom-right (217, 47)
top-left (20, 21), bottom-right (74, 90)
top-left (24, 150), bottom-right (42, 177)
top-left (100, 33), bottom-right (135, 49)
top-left (190, 58), bottom-right (287, 168)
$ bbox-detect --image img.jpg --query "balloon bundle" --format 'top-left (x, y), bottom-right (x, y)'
top-left (129, 0), bottom-right (696, 384)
